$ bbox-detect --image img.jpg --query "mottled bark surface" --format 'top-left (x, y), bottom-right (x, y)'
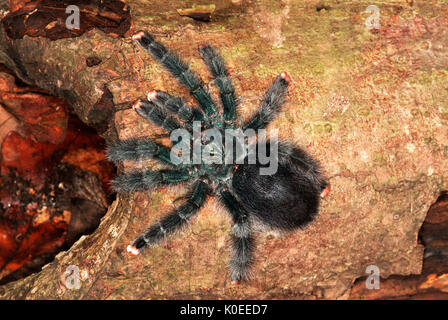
top-left (0, 0), bottom-right (447, 299)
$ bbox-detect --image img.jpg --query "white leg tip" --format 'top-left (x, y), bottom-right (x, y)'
top-left (132, 31), bottom-right (145, 40)
top-left (127, 245), bottom-right (140, 256)
top-left (132, 100), bottom-right (142, 110)
top-left (147, 91), bottom-right (157, 101)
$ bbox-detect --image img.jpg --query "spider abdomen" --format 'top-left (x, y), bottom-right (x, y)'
top-left (231, 141), bottom-right (327, 231)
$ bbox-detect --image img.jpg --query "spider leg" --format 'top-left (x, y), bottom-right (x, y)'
top-left (133, 99), bottom-right (181, 132)
top-left (107, 138), bottom-right (188, 167)
top-left (133, 31), bottom-right (218, 121)
top-left (111, 168), bottom-right (194, 192)
top-left (128, 180), bottom-right (208, 254)
top-left (148, 91), bottom-right (205, 129)
top-left (243, 72), bottom-right (290, 131)
top-left (220, 189), bottom-right (255, 283)
top-left (198, 45), bottom-right (237, 127)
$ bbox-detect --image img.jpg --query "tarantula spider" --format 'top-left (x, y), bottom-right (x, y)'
top-left (107, 31), bottom-right (330, 283)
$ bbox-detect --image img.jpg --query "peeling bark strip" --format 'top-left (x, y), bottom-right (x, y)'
top-left (2, 0), bottom-right (131, 40)
top-left (88, 85), bottom-right (115, 134)
top-left (177, 4), bottom-right (216, 22)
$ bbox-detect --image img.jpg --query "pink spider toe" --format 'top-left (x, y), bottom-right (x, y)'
top-left (281, 72), bottom-right (291, 82)
top-left (132, 100), bottom-right (142, 110)
top-left (320, 185), bottom-right (331, 198)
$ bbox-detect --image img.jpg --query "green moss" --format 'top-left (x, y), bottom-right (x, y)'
top-left (372, 152), bottom-right (387, 166)
top-left (302, 121), bottom-right (335, 137)
top-left (208, 24), bottom-right (226, 31)
top-left (358, 108), bottom-right (370, 117)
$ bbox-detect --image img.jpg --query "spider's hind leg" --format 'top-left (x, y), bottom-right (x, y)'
top-left (128, 180), bottom-right (208, 255)
top-left (112, 168), bottom-right (194, 192)
top-left (243, 72), bottom-right (290, 131)
top-left (220, 189), bottom-right (255, 283)
top-left (106, 137), bottom-right (185, 167)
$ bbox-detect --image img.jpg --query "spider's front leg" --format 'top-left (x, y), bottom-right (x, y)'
top-left (220, 189), bottom-right (255, 284)
top-left (148, 91), bottom-right (205, 124)
top-left (133, 31), bottom-right (218, 121)
top-left (127, 180), bottom-right (208, 255)
top-left (133, 99), bottom-right (181, 132)
top-left (135, 92), bottom-right (204, 132)
top-left (198, 45), bottom-right (237, 127)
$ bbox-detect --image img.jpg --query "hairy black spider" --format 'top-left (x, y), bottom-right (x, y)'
top-left (107, 31), bottom-right (330, 283)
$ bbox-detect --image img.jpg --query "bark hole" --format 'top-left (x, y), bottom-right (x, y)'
top-left (0, 64), bottom-right (116, 285)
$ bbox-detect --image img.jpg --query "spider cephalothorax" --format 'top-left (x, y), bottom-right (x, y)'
top-left (107, 31), bottom-right (330, 283)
